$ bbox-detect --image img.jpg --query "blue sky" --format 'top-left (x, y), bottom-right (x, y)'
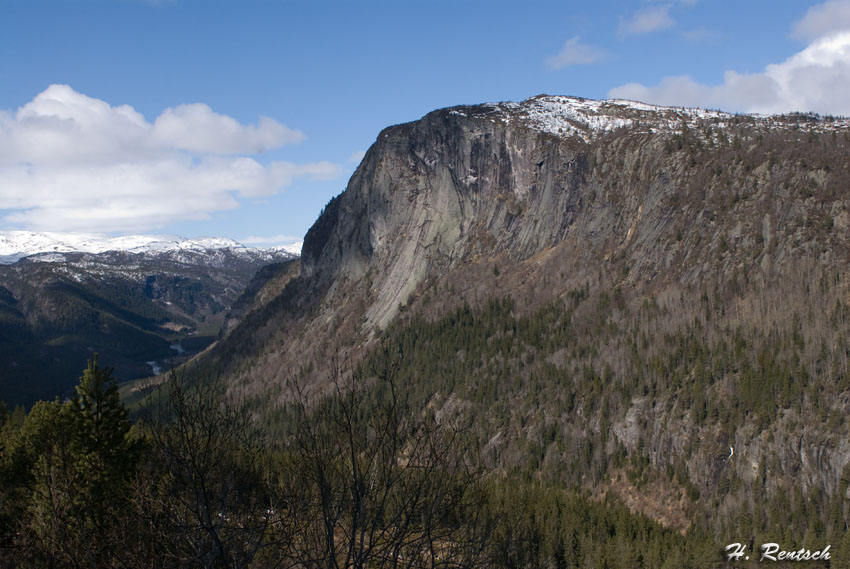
top-left (2, 0), bottom-right (850, 246)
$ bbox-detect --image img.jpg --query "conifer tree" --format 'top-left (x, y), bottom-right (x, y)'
top-left (1, 356), bottom-right (139, 567)
top-left (69, 354), bottom-right (137, 514)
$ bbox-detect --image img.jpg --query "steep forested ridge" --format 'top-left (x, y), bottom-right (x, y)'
top-left (203, 96), bottom-right (850, 554)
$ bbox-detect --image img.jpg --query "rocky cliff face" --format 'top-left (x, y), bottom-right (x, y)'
top-left (297, 96), bottom-right (850, 329)
top-left (211, 95), bottom-right (850, 531)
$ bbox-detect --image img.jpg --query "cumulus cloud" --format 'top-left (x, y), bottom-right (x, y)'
top-left (347, 149), bottom-right (367, 164)
top-left (608, 32), bottom-right (850, 115)
top-left (240, 233), bottom-right (302, 246)
top-left (792, 0), bottom-right (850, 41)
top-left (618, 5), bottom-right (675, 37)
top-left (545, 36), bottom-right (605, 69)
top-left (0, 85), bottom-right (341, 233)
top-left (151, 103), bottom-right (304, 154)
top-left (682, 28), bottom-right (715, 43)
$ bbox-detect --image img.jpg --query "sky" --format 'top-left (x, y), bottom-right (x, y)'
top-left (2, 0), bottom-right (850, 247)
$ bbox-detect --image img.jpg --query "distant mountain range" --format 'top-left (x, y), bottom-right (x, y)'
top-left (0, 232), bottom-right (298, 406)
top-left (0, 231), bottom-right (302, 264)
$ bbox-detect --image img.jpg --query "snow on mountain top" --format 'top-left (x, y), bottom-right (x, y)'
top-left (605, 99), bottom-right (665, 112)
top-left (0, 231), bottom-right (298, 264)
top-left (272, 241), bottom-right (302, 256)
top-left (480, 95), bottom-right (731, 141)
top-left (458, 94), bottom-right (849, 142)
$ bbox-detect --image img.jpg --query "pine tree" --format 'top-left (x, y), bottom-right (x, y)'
top-left (69, 354), bottom-right (137, 513)
top-left (2, 356), bottom-right (140, 567)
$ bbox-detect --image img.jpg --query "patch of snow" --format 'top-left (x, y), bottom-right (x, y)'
top-left (466, 94), bottom-right (849, 142)
top-left (271, 241), bottom-right (302, 256)
top-left (482, 95), bottom-right (733, 142)
top-left (607, 99), bottom-right (663, 112)
top-left (146, 361), bottom-right (162, 375)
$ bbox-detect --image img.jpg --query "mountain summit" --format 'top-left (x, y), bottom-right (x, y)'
top-left (217, 94), bottom-right (850, 379)
top-left (206, 95), bottom-right (850, 534)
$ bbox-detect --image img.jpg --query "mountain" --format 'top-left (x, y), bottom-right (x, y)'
top-left (0, 235), bottom-right (297, 406)
top-left (203, 94), bottom-right (850, 540)
top-left (0, 231), bottom-right (302, 264)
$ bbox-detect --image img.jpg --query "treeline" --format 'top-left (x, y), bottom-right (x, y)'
top-left (282, 280), bottom-right (850, 551)
top-left (0, 357), bottom-right (722, 569)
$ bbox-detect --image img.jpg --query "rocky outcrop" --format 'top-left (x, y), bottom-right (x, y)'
top-left (217, 95), bottom-right (850, 382)
top-left (290, 96), bottom-right (850, 330)
top-left (209, 95), bottom-right (850, 530)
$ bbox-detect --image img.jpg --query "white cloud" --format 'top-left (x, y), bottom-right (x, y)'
top-left (347, 149), bottom-right (367, 164)
top-left (681, 28), bottom-right (715, 43)
top-left (240, 233), bottom-right (301, 246)
top-left (151, 103), bottom-right (304, 154)
top-left (608, 32), bottom-right (850, 115)
top-left (793, 0), bottom-right (850, 41)
top-left (0, 85), bottom-right (341, 233)
top-left (545, 36), bottom-right (605, 69)
top-left (618, 5), bottom-right (675, 37)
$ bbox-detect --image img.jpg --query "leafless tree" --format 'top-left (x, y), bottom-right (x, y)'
top-left (138, 370), bottom-right (292, 569)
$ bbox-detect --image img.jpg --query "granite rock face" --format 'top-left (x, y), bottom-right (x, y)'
top-left (297, 96), bottom-right (850, 329)
top-left (212, 95), bottom-right (850, 528)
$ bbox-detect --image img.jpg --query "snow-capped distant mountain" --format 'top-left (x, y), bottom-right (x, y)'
top-left (271, 241), bottom-right (303, 257)
top-left (0, 231), bottom-right (302, 264)
top-left (0, 231), bottom-right (302, 406)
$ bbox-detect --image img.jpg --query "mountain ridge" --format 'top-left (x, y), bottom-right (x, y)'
top-left (0, 239), bottom-right (297, 406)
top-left (202, 94), bottom-right (850, 536)
top-left (453, 94), bottom-right (849, 140)
top-left (0, 231), bottom-right (302, 264)
top-left (217, 93), bottom-right (850, 382)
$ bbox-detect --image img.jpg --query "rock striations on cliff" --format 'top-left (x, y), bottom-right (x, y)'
top-left (219, 94), bottom-right (850, 362)
top-left (209, 94), bottom-right (850, 532)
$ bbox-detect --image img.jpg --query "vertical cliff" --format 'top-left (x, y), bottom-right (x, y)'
top-left (208, 95), bottom-right (850, 533)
